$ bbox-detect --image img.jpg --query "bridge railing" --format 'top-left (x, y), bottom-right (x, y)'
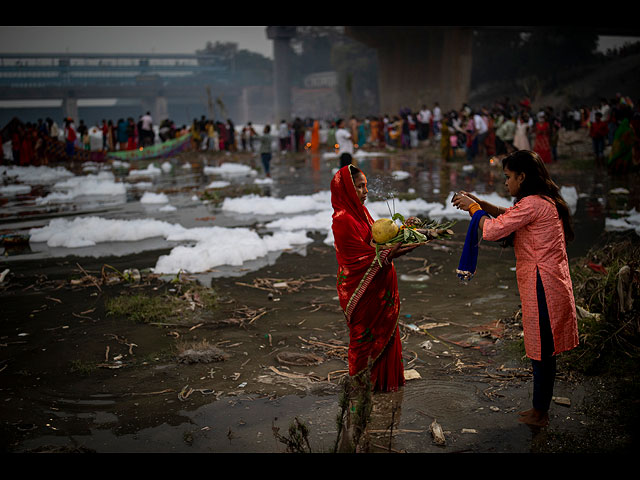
top-left (0, 53), bottom-right (232, 88)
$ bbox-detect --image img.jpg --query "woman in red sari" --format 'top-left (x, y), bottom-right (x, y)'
top-left (331, 165), bottom-right (416, 392)
top-left (533, 113), bottom-right (552, 163)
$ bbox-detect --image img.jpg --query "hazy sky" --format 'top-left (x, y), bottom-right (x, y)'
top-left (0, 26), bottom-right (637, 58)
top-left (0, 26), bottom-right (273, 58)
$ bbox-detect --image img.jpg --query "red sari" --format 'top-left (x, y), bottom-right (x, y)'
top-left (534, 121), bottom-right (552, 163)
top-left (331, 165), bottom-right (405, 392)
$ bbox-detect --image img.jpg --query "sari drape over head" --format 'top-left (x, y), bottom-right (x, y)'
top-left (331, 165), bottom-right (405, 391)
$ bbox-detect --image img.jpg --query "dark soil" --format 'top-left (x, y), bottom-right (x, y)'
top-left (1, 233), bottom-right (637, 453)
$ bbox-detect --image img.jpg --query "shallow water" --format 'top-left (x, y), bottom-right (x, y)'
top-left (1, 145), bottom-right (637, 453)
top-left (2, 146), bottom-right (637, 264)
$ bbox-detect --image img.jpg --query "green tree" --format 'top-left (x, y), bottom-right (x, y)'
top-left (330, 39), bottom-right (379, 117)
top-left (196, 41), bottom-right (272, 86)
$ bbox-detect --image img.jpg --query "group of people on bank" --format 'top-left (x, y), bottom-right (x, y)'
top-left (3, 91), bottom-right (637, 174)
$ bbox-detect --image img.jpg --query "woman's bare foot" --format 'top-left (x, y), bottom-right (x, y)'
top-left (518, 408), bottom-right (549, 427)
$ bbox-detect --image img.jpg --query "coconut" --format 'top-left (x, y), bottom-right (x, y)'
top-left (372, 218), bottom-right (399, 243)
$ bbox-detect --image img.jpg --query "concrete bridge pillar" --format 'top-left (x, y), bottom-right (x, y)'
top-left (266, 26), bottom-right (297, 122)
top-left (345, 26), bottom-right (473, 114)
top-left (155, 97), bottom-right (169, 122)
top-left (141, 96), bottom-right (169, 123)
top-left (62, 95), bottom-right (78, 122)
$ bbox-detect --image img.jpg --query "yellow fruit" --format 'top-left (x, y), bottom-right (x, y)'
top-left (372, 218), bottom-right (399, 243)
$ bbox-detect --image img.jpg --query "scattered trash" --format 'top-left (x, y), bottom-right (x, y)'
top-left (0, 268), bottom-right (9, 283)
top-left (276, 351), bottom-right (324, 366)
top-left (461, 428), bottom-right (478, 434)
top-left (177, 343), bottom-right (229, 364)
top-left (404, 369), bottom-right (421, 380)
top-left (490, 406), bottom-right (500, 412)
top-left (576, 305), bottom-right (602, 322)
top-left (97, 362), bottom-right (124, 370)
top-left (587, 261), bottom-right (607, 275)
top-left (418, 321), bottom-right (450, 330)
top-left (617, 265), bottom-right (634, 313)
top-left (400, 274), bottom-right (430, 282)
top-left (429, 419), bottom-right (446, 446)
top-left (122, 268), bottom-right (141, 284)
top-left (553, 396), bottom-right (571, 407)
top-left (268, 366), bottom-right (322, 384)
top-left (419, 340), bottom-right (433, 350)
top-left (178, 385), bottom-right (216, 401)
top-left (609, 188), bottom-right (629, 194)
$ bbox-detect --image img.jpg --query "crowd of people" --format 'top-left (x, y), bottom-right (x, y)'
top-left (327, 93), bottom-right (639, 173)
top-left (2, 93), bottom-right (638, 173)
top-left (0, 112), bottom-right (164, 165)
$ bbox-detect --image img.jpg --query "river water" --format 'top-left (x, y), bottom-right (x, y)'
top-left (1, 141), bottom-right (638, 453)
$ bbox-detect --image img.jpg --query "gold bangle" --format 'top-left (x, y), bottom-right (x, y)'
top-left (469, 202), bottom-right (481, 216)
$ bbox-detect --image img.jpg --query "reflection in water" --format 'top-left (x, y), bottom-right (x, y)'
top-left (336, 372), bottom-right (406, 453)
top-left (2, 149), bottom-right (637, 271)
top-left (367, 389), bottom-right (405, 452)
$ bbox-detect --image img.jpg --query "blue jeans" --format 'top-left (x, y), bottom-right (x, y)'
top-left (592, 137), bottom-right (605, 157)
top-left (261, 152), bottom-right (272, 175)
top-left (531, 270), bottom-right (556, 412)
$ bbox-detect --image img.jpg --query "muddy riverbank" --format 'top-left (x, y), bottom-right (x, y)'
top-left (1, 232), bottom-right (636, 453)
top-left (1, 138), bottom-right (638, 453)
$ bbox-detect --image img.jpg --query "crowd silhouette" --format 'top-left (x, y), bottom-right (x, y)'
top-left (2, 93), bottom-right (638, 174)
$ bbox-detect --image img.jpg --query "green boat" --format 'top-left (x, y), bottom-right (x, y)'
top-left (106, 134), bottom-right (193, 162)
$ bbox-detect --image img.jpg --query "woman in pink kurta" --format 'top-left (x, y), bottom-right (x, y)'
top-left (453, 150), bottom-right (578, 428)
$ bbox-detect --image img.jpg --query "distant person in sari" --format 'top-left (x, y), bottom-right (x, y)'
top-left (331, 165), bottom-right (417, 392)
top-left (533, 112), bottom-right (552, 163)
top-left (440, 118), bottom-right (453, 162)
top-left (311, 119), bottom-right (320, 152)
top-left (609, 108), bottom-right (636, 174)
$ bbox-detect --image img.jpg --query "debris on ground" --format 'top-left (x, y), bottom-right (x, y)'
top-left (553, 396), bottom-right (572, 407)
top-left (276, 351), bottom-right (324, 366)
top-left (429, 419), bottom-right (446, 446)
top-left (298, 335), bottom-right (348, 362)
top-left (404, 369), bottom-right (421, 380)
top-left (178, 385), bottom-right (217, 401)
top-left (235, 274), bottom-right (333, 295)
top-left (176, 340), bottom-right (230, 364)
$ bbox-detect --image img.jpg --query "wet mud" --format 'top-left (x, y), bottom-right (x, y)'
top-left (1, 144), bottom-right (637, 453)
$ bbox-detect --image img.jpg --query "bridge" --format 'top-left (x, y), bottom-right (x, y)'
top-left (0, 52), bottom-right (252, 125)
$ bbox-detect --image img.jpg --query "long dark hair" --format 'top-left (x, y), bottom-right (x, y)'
top-left (502, 150), bottom-right (574, 243)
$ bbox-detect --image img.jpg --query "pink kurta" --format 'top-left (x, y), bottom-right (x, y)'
top-left (482, 195), bottom-right (578, 361)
